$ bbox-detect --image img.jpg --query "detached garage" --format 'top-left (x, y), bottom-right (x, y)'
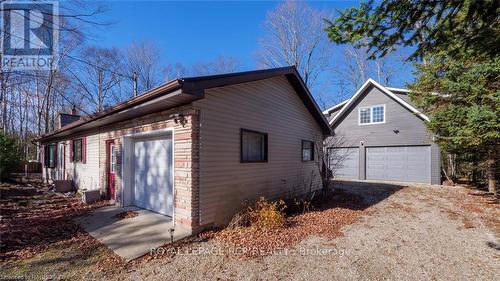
top-left (325, 78), bottom-right (441, 185)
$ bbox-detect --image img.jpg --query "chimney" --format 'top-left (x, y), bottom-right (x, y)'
top-left (57, 106), bottom-right (81, 129)
top-left (71, 105), bottom-right (78, 115)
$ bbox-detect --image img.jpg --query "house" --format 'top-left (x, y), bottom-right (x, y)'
top-left (323, 79), bottom-right (441, 185)
top-left (37, 66), bottom-right (331, 234)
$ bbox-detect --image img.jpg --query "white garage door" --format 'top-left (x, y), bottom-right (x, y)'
top-left (366, 146), bottom-right (431, 183)
top-left (331, 148), bottom-right (359, 179)
top-left (134, 136), bottom-right (173, 216)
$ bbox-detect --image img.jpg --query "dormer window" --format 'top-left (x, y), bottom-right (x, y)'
top-left (359, 105), bottom-right (385, 125)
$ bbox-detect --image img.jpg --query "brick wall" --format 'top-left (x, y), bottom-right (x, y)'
top-left (97, 105), bottom-right (200, 230)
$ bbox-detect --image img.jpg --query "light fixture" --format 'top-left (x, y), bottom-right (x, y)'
top-left (170, 113), bottom-right (187, 127)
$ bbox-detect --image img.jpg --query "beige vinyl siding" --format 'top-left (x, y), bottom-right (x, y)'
top-left (65, 134), bottom-right (100, 191)
top-left (194, 76), bottom-right (323, 226)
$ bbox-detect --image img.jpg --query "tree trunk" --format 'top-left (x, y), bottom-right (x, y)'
top-left (1, 77), bottom-right (7, 132)
top-left (486, 157), bottom-right (497, 196)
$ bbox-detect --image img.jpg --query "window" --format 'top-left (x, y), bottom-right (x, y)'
top-left (372, 106), bottom-right (384, 123)
top-left (302, 140), bottom-right (314, 161)
top-left (241, 129), bottom-right (268, 162)
top-left (359, 105), bottom-right (385, 124)
top-left (359, 108), bottom-right (371, 124)
top-left (72, 139), bottom-right (83, 162)
top-left (44, 144), bottom-right (56, 168)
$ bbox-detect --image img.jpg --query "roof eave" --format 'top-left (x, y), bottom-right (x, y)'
top-left (329, 79), bottom-right (429, 127)
top-left (36, 80), bottom-right (184, 142)
top-left (36, 66), bottom-right (332, 141)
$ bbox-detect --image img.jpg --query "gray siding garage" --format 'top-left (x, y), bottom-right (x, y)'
top-left (366, 146), bottom-right (431, 183)
top-left (324, 79), bottom-right (441, 185)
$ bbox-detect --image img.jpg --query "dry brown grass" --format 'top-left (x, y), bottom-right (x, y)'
top-left (424, 186), bottom-right (499, 234)
top-left (0, 181), bottom-right (109, 261)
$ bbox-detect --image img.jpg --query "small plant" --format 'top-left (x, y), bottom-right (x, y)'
top-left (247, 197), bottom-right (286, 229)
top-left (227, 210), bottom-right (251, 229)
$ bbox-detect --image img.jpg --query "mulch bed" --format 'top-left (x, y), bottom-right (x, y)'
top-left (0, 180), bottom-right (108, 261)
top-left (213, 188), bottom-right (370, 258)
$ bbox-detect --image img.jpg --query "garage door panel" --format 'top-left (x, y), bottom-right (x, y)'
top-left (332, 148), bottom-right (359, 179)
top-left (134, 137), bottom-right (173, 216)
top-left (387, 165), bottom-right (405, 170)
top-left (387, 147), bottom-right (405, 152)
top-left (369, 147), bottom-right (385, 153)
top-left (367, 146), bottom-right (431, 183)
top-left (387, 155), bottom-right (405, 161)
top-left (368, 154), bottom-right (385, 161)
top-left (408, 155), bottom-right (427, 162)
top-left (408, 164), bottom-right (426, 170)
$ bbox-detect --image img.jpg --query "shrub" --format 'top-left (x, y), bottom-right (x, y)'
top-left (247, 197), bottom-right (286, 229)
top-left (0, 132), bottom-right (20, 181)
top-left (227, 210), bottom-right (251, 229)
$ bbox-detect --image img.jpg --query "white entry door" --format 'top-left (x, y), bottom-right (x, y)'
top-left (133, 136), bottom-right (173, 216)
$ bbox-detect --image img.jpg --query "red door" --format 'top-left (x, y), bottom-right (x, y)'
top-left (107, 141), bottom-right (116, 200)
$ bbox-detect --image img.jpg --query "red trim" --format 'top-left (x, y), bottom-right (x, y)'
top-left (106, 140), bottom-right (116, 200)
top-left (63, 142), bottom-right (66, 179)
top-left (82, 137), bottom-right (87, 163)
top-left (69, 140), bottom-right (73, 162)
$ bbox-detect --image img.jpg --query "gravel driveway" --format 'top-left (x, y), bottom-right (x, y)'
top-left (116, 181), bottom-right (499, 281)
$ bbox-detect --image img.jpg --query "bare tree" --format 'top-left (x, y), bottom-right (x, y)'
top-left (0, 69), bottom-right (12, 132)
top-left (163, 55), bottom-right (242, 81)
top-left (125, 41), bottom-right (162, 94)
top-left (331, 44), bottom-right (407, 97)
top-left (191, 55), bottom-right (242, 76)
top-left (0, 1), bottom-right (112, 166)
top-left (163, 63), bottom-right (189, 82)
top-left (256, 0), bottom-right (332, 89)
top-left (343, 46), bottom-right (369, 90)
top-left (313, 134), bottom-right (349, 196)
top-left (70, 46), bottom-right (123, 112)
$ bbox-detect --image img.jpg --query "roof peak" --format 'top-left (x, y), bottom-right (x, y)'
top-left (327, 79), bottom-right (429, 126)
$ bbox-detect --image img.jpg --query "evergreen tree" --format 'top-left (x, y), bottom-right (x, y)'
top-left (325, 0), bottom-right (499, 193)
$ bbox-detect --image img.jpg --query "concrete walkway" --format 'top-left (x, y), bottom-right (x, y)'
top-left (77, 205), bottom-right (190, 261)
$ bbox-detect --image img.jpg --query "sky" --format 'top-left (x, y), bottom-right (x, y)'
top-left (86, 0), bottom-right (414, 108)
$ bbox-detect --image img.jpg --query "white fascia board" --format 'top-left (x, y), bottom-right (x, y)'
top-left (329, 79), bottom-right (429, 125)
top-left (322, 99), bottom-right (349, 114)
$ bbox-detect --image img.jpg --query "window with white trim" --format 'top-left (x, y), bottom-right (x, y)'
top-left (359, 108), bottom-right (371, 124)
top-left (359, 105), bottom-right (385, 124)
